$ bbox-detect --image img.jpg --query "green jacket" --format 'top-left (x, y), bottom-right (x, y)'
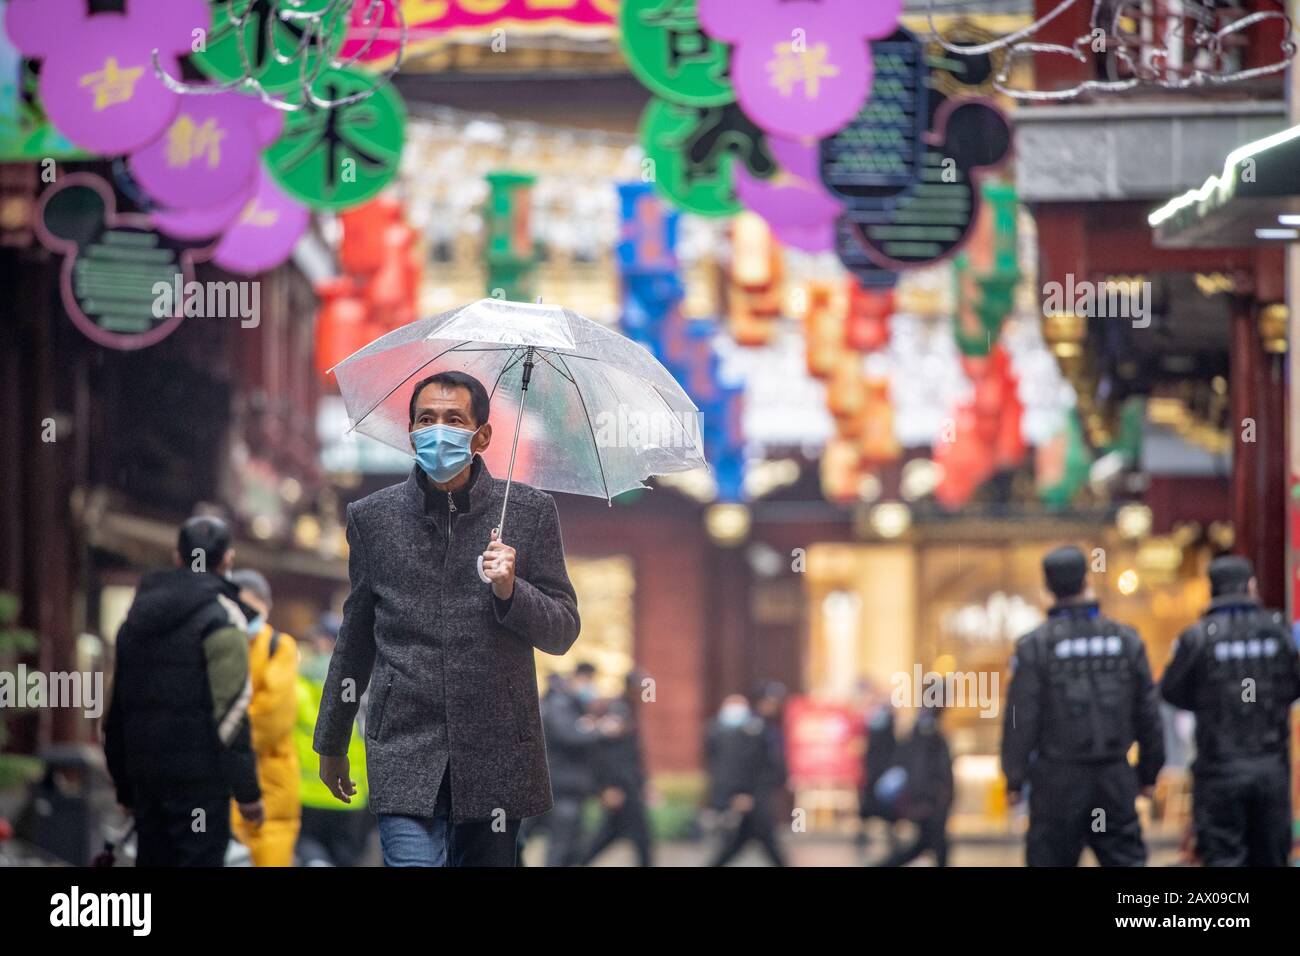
top-left (297, 671), bottom-right (368, 810)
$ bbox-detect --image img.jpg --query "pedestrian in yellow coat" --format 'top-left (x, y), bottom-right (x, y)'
top-left (229, 570), bottom-right (301, 866)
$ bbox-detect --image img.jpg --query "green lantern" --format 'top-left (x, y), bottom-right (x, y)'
top-left (484, 171), bottom-right (537, 301)
top-left (193, 0), bottom-right (349, 95)
top-left (263, 67), bottom-right (405, 211)
top-left (954, 180), bottom-right (1020, 357)
top-left (620, 0), bottom-right (734, 107)
top-left (641, 97), bottom-right (774, 217)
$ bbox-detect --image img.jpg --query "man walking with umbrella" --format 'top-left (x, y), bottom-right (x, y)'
top-left (313, 370), bottom-right (581, 866)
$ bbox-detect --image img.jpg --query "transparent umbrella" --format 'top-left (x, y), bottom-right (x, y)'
top-left (332, 298), bottom-right (707, 576)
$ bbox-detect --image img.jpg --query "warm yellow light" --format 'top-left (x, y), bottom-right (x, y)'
top-left (1115, 503), bottom-right (1153, 540)
top-left (705, 504), bottom-right (750, 547)
top-left (868, 502), bottom-right (911, 539)
top-left (1117, 569), bottom-right (1140, 595)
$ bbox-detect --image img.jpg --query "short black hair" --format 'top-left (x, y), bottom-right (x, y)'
top-left (178, 516), bottom-right (231, 570)
top-left (1042, 545), bottom-right (1088, 599)
top-left (574, 662), bottom-right (597, 678)
top-left (408, 371), bottom-right (490, 428)
top-left (1208, 555), bottom-right (1253, 597)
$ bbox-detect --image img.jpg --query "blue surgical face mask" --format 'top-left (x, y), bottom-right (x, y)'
top-left (246, 614), bottom-right (265, 637)
top-left (720, 703), bottom-right (750, 728)
top-left (412, 424), bottom-right (477, 483)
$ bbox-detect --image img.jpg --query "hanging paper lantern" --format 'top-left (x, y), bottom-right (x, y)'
top-left (730, 298), bottom-right (777, 347)
top-left (368, 221), bottom-right (416, 324)
top-left (339, 197), bottom-right (403, 275)
top-left (827, 351), bottom-right (865, 420)
top-left (802, 282), bottom-right (841, 379)
top-left (820, 437), bottom-right (863, 503)
top-left (858, 380), bottom-right (900, 465)
top-left (933, 404), bottom-right (993, 509)
top-left (1036, 409), bottom-right (1093, 509)
top-left (315, 279), bottom-right (372, 381)
top-left (846, 281), bottom-right (892, 352)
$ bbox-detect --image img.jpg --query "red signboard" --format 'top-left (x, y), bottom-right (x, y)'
top-left (784, 695), bottom-right (864, 788)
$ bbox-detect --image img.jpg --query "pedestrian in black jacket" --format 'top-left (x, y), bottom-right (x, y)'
top-left (1161, 556), bottom-right (1300, 866)
top-left (582, 679), bottom-right (653, 866)
top-left (1002, 545), bottom-right (1165, 867)
top-left (104, 516), bottom-right (263, 867)
top-left (876, 706), bottom-right (953, 867)
top-left (535, 665), bottom-right (599, 866)
top-left (858, 691), bottom-right (900, 853)
top-left (707, 694), bottom-right (787, 867)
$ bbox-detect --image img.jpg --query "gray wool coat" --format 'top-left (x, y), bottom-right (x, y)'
top-left (313, 457), bottom-right (581, 822)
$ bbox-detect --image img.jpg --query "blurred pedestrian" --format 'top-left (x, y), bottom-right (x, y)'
top-left (858, 690), bottom-right (901, 853)
top-left (706, 694), bottom-right (787, 867)
top-left (535, 665), bottom-right (599, 866)
top-left (582, 673), bottom-right (653, 867)
top-left (875, 706), bottom-right (953, 867)
top-left (1160, 556), bottom-right (1300, 866)
top-left (296, 627), bottom-right (371, 866)
top-left (1002, 545), bottom-right (1165, 866)
top-left (104, 516), bottom-right (263, 866)
top-left (226, 570), bottom-right (300, 867)
top-left (312, 372), bottom-right (581, 867)
top-left (753, 680), bottom-right (789, 799)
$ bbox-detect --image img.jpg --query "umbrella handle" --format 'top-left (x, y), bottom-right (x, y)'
top-left (476, 527), bottom-right (502, 584)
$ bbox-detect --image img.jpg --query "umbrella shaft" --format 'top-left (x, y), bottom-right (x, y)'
top-left (498, 348), bottom-right (535, 538)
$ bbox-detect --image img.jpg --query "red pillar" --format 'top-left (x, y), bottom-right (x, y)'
top-left (1230, 294), bottom-right (1286, 608)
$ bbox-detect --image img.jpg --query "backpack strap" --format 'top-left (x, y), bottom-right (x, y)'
top-left (268, 629), bottom-right (283, 659)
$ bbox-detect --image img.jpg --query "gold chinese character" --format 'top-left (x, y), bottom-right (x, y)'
top-left (79, 57), bottom-right (144, 111)
top-left (767, 42), bottom-right (840, 99)
top-left (239, 198), bottom-right (279, 228)
top-left (166, 116), bottom-right (227, 169)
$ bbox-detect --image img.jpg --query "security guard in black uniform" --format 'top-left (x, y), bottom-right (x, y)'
top-left (1002, 546), bottom-right (1165, 866)
top-left (1160, 556), bottom-right (1300, 866)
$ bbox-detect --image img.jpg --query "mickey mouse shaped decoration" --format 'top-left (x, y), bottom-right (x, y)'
top-left (696, 0), bottom-right (901, 140)
top-left (35, 173), bottom-right (200, 350)
top-left (4, 0), bottom-right (210, 155)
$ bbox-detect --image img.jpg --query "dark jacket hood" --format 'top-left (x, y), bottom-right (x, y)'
top-left (122, 568), bottom-right (243, 637)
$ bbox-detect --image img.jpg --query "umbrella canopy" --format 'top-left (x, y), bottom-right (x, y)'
top-left (332, 298), bottom-right (708, 502)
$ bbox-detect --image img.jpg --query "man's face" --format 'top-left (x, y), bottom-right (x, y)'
top-left (408, 383), bottom-right (491, 454)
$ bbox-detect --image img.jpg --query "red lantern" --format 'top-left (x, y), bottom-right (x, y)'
top-left (315, 280), bottom-right (372, 383)
top-left (845, 281), bottom-right (892, 352)
top-left (339, 197), bottom-right (401, 275)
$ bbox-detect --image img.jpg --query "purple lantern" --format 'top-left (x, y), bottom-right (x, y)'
top-left (210, 168), bottom-right (311, 276)
top-left (130, 92), bottom-right (284, 211)
top-left (697, 0), bottom-right (900, 140)
top-left (735, 136), bottom-right (842, 253)
top-left (4, 0), bottom-right (210, 155)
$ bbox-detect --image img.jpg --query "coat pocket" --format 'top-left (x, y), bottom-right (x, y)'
top-left (368, 675), bottom-right (394, 741)
top-left (507, 677), bottom-right (536, 743)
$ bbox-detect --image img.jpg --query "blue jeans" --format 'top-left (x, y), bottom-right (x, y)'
top-left (378, 811), bottom-right (450, 867)
top-left (377, 766), bottom-right (520, 867)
